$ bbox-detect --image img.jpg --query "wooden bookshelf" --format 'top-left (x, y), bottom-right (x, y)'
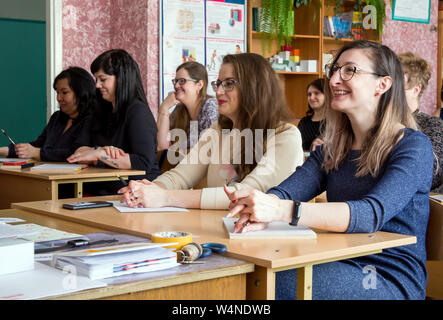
top-left (247, 0), bottom-right (380, 119)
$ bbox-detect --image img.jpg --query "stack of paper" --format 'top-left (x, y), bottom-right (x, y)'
top-left (0, 222), bottom-right (39, 239)
top-left (52, 242), bottom-right (179, 280)
top-left (30, 163), bottom-right (87, 173)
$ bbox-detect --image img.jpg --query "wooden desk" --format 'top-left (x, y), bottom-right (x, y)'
top-left (12, 196), bottom-right (417, 300)
top-left (0, 208), bottom-right (253, 300)
top-left (0, 165), bottom-right (145, 209)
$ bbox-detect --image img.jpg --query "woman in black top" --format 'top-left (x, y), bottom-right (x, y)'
top-left (68, 49), bottom-right (160, 194)
top-left (0, 67), bottom-right (95, 161)
top-left (297, 78), bottom-right (326, 151)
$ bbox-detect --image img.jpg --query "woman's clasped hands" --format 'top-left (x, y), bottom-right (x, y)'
top-left (223, 186), bottom-right (287, 233)
top-left (118, 179), bottom-right (169, 208)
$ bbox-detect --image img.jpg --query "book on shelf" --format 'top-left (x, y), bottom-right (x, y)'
top-left (323, 12), bottom-right (353, 39)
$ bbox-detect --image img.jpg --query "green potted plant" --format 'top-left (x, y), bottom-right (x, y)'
top-left (258, 0), bottom-right (295, 54)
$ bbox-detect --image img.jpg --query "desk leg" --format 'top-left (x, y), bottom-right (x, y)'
top-left (74, 182), bottom-right (83, 198)
top-left (51, 181), bottom-right (58, 200)
top-left (246, 266), bottom-right (275, 300)
top-left (297, 265), bottom-right (313, 300)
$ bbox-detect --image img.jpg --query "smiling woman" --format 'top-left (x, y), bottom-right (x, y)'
top-left (119, 53), bottom-right (304, 210)
top-left (157, 61), bottom-right (218, 157)
top-left (225, 41), bottom-right (434, 300)
top-left (0, 67), bottom-right (95, 162)
top-left (67, 49), bottom-right (161, 195)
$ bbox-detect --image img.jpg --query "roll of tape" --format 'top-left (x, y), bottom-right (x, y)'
top-left (151, 231), bottom-right (192, 250)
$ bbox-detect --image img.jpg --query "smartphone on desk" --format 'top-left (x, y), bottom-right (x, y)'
top-left (62, 201), bottom-right (113, 210)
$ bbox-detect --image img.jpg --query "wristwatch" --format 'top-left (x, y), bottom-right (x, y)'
top-left (35, 238), bottom-right (118, 254)
top-left (289, 200), bottom-right (302, 226)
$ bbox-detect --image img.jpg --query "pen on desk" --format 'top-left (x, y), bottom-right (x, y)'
top-left (1, 129), bottom-right (15, 145)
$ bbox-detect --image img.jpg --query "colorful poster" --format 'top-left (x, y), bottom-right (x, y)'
top-left (160, 0), bottom-right (246, 102)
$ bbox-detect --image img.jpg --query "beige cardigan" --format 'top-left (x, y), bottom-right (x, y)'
top-left (154, 122), bottom-right (304, 209)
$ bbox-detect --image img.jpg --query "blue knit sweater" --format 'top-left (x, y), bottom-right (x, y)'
top-left (268, 129), bottom-right (433, 299)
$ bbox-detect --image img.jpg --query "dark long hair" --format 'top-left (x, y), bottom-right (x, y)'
top-left (53, 67), bottom-right (96, 123)
top-left (90, 49), bottom-right (149, 135)
top-left (305, 78), bottom-right (326, 117)
top-left (218, 53), bottom-right (293, 180)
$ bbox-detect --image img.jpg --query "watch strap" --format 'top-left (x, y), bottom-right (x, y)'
top-left (289, 200), bottom-right (302, 226)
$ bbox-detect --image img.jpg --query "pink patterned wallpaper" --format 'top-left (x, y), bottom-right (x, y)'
top-left (62, 0), bottom-right (438, 115)
top-left (62, 0), bottom-right (159, 114)
top-left (383, 0), bottom-right (439, 115)
top-left (62, 0), bottom-right (112, 74)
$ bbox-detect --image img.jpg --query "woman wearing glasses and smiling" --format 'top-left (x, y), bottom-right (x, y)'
top-left (118, 53), bottom-right (304, 210)
top-left (224, 41), bottom-right (434, 299)
top-left (157, 61), bottom-right (218, 161)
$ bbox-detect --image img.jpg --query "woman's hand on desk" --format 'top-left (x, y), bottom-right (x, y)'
top-left (102, 146), bottom-right (126, 159)
top-left (224, 187), bottom-right (289, 233)
top-left (14, 143), bottom-right (41, 160)
top-left (119, 179), bottom-right (168, 208)
top-left (67, 147), bottom-right (101, 164)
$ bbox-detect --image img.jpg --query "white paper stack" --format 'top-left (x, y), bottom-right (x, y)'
top-left (52, 243), bottom-right (179, 280)
top-left (0, 238), bottom-right (34, 276)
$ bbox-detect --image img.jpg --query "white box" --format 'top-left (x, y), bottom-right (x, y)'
top-left (300, 60), bottom-right (317, 72)
top-left (0, 238), bottom-right (34, 276)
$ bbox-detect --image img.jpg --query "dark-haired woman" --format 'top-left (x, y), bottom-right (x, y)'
top-left (0, 67), bottom-right (95, 161)
top-left (297, 78), bottom-right (326, 152)
top-left (67, 49), bottom-right (160, 194)
top-left (119, 53), bottom-right (304, 209)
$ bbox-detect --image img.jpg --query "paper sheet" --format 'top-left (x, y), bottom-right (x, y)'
top-left (16, 224), bottom-right (81, 242)
top-left (223, 217), bottom-right (317, 239)
top-left (0, 262), bottom-right (106, 300)
top-left (0, 218), bottom-right (26, 224)
top-left (109, 201), bottom-right (189, 213)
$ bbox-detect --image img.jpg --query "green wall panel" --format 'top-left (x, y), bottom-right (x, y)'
top-left (0, 17), bottom-right (46, 145)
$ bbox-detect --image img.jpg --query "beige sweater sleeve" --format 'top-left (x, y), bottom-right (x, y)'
top-left (200, 124), bottom-right (304, 209)
top-left (154, 124), bottom-right (219, 190)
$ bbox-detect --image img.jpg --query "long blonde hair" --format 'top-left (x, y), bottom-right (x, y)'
top-left (323, 40), bottom-right (417, 177)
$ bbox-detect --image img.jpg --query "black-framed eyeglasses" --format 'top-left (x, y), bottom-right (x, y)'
top-left (325, 63), bottom-right (383, 81)
top-left (211, 79), bottom-right (238, 92)
top-left (171, 78), bottom-right (198, 86)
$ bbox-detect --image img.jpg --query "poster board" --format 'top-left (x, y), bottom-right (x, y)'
top-left (159, 0), bottom-right (247, 103)
top-left (392, 0), bottom-right (431, 24)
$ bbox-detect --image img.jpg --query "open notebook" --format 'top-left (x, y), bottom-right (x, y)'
top-left (223, 217), bottom-right (317, 240)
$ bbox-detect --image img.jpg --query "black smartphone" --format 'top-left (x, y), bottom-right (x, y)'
top-left (62, 201), bottom-right (113, 210)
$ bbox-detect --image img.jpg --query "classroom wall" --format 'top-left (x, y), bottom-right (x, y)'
top-left (382, 0), bottom-right (439, 115)
top-left (0, 0), bottom-right (45, 21)
top-left (0, 1), bottom-right (46, 143)
top-left (62, 0), bottom-right (160, 115)
top-left (62, 1), bottom-right (439, 115)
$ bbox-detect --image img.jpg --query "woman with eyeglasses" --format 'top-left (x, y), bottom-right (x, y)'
top-left (118, 53), bottom-right (304, 210)
top-left (67, 49), bottom-right (161, 195)
top-left (157, 61), bottom-right (218, 157)
top-left (225, 41), bottom-right (433, 299)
